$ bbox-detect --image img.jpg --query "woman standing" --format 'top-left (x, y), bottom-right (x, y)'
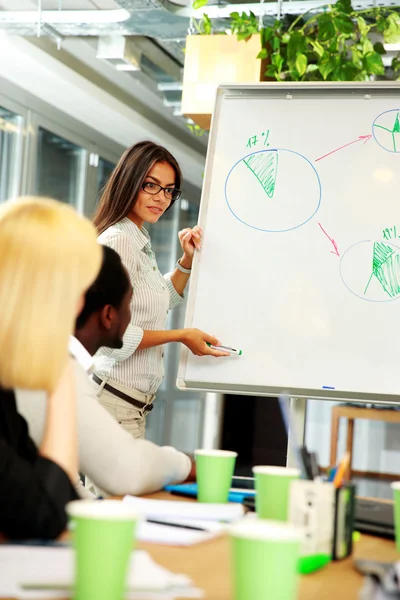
top-left (93, 141), bottom-right (227, 438)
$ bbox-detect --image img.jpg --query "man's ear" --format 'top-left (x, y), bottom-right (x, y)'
top-left (100, 304), bottom-right (113, 330)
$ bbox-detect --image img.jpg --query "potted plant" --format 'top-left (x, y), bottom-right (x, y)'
top-left (182, 0), bottom-right (400, 130)
top-left (258, 0), bottom-right (400, 81)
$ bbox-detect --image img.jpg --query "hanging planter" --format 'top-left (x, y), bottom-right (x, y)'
top-left (182, 31), bottom-right (267, 130)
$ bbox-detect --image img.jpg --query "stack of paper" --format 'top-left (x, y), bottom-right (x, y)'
top-left (124, 495), bottom-right (245, 547)
top-left (0, 545), bottom-right (203, 599)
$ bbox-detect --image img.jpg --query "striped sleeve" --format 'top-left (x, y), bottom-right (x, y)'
top-left (98, 232), bottom-right (144, 361)
top-left (163, 273), bottom-right (185, 309)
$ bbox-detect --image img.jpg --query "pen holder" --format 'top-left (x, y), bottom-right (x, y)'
top-left (289, 480), bottom-right (335, 574)
top-left (332, 482), bottom-right (356, 561)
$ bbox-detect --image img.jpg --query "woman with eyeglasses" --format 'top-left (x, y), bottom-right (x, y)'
top-left (92, 141), bottom-right (228, 439)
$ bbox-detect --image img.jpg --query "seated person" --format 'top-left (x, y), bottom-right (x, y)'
top-left (18, 245), bottom-right (195, 497)
top-left (0, 197), bottom-right (101, 539)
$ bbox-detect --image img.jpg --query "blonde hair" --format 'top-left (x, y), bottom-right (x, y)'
top-left (0, 197), bottom-right (101, 392)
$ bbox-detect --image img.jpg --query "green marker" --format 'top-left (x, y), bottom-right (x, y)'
top-left (207, 343), bottom-right (242, 356)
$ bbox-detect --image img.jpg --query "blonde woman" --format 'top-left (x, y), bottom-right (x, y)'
top-left (0, 197), bottom-right (101, 539)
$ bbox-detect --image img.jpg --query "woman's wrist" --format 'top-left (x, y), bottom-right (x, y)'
top-left (179, 255), bottom-right (192, 270)
top-left (171, 328), bottom-right (187, 344)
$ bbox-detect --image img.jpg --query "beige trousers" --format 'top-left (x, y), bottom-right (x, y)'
top-left (93, 377), bottom-right (155, 440)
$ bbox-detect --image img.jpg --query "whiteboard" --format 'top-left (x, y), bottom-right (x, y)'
top-left (178, 83), bottom-right (400, 403)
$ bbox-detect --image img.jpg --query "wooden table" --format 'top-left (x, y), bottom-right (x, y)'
top-left (330, 404), bottom-right (400, 475)
top-left (2, 491), bottom-right (399, 599)
top-left (138, 493), bottom-right (398, 600)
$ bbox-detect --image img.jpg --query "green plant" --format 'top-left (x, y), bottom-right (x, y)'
top-left (229, 11), bottom-right (259, 40)
top-left (257, 0), bottom-right (400, 81)
top-left (192, 13), bottom-right (213, 35)
top-left (186, 122), bottom-right (206, 136)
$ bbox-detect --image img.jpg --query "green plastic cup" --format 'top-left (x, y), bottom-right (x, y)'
top-left (230, 518), bottom-right (302, 600)
top-left (391, 482), bottom-right (400, 551)
top-left (195, 449), bottom-right (237, 503)
top-left (66, 500), bottom-right (140, 600)
top-left (253, 466), bottom-right (300, 521)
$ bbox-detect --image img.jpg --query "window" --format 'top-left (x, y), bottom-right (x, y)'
top-left (97, 157), bottom-right (115, 196)
top-left (0, 106), bottom-right (23, 202)
top-left (35, 127), bottom-right (86, 208)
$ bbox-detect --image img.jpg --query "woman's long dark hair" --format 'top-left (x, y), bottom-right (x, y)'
top-left (93, 141), bottom-right (182, 235)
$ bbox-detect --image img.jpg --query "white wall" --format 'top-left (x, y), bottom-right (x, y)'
top-left (305, 400), bottom-right (400, 474)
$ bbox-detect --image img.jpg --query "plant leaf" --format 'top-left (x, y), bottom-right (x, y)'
top-left (272, 36), bottom-right (280, 51)
top-left (333, 14), bottom-right (354, 35)
top-left (383, 12), bottom-right (400, 43)
top-left (362, 37), bottom-right (374, 55)
top-left (295, 52), bottom-right (308, 76)
top-left (392, 53), bottom-right (400, 72)
top-left (376, 16), bottom-right (388, 34)
top-left (364, 51), bottom-right (385, 75)
top-left (287, 31), bottom-right (306, 62)
top-left (335, 0), bottom-right (353, 14)
top-left (282, 32), bottom-right (290, 44)
top-left (272, 53), bottom-right (284, 72)
top-left (318, 54), bottom-right (336, 79)
top-left (306, 63), bottom-right (319, 72)
top-left (265, 64), bottom-right (277, 77)
top-left (374, 41), bottom-right (386, 55)
top-left (192, 0), bottom-right (208, 10)
top-left (351, 46), bottom-right (362, 68)
top-left (357, 16), bottom-right (368, 36)
top-left (311, 40), bottom-right (325, 58)
top-left (262, 27), bottom-right (273, 44)
top-left (257, 48), bottom-right (268, 59)
top-left (317, 14), bottom-right (336, 42)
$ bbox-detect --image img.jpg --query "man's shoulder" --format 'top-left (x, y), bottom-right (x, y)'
top-left (72, 360), bottom-right (97, 397)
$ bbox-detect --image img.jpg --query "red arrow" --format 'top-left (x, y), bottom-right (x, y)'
top-left (315, 134), bottom-right (372, 162)
top-left (318, 223), bottom-right (340, 257)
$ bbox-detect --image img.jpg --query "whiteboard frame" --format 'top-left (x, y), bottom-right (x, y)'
top-left (178, 82), bottom-right (400, 404)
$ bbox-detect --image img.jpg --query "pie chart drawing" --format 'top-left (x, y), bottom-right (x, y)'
top-left (224, 148), bottom-right (321, 233)
top-left (340, 240), bottom-right (400, 302)
top-left (372, 109), bottom-right (400, 153)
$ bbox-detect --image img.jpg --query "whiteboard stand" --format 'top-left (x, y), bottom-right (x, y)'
top-left (286, 397), bottom-right (307, 469)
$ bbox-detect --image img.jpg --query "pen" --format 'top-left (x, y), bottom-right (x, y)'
top-left (147, 519), bottom-right (206, 532)
top-left (308, 452), bottom-right (320, 479)
top-left (333, 452), bottom-right (350, 488)
top-left (300, 446), bottom-right (313, 480)
top-left (206, 343), bottom-right (243, 356)
top-left (328, 466), bottom-right (337, 482)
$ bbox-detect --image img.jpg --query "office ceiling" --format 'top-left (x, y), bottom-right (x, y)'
top-left (0, 0), bottom-right (397, 152)
top-left (0, 1), bottom-right (121, 8)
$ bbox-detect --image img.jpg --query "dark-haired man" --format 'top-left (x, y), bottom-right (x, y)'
top-left (18, 246), bottom-right (193, 497)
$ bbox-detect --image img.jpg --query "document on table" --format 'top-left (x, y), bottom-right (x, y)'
top-left (138, 520), bottom-right (224, 546)
top-left (123, 495), bottom-right (245, 522)
top-left (122, 495), bottom-right (244, 546)
top-left (0, 545), bottom-right (204, 599)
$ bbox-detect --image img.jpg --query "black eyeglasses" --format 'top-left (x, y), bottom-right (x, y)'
top-left (141, 181), bottom-right (182, 202)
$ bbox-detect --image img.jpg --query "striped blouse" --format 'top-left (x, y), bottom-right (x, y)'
top-left (93, 217), bottom-right (184, 395)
